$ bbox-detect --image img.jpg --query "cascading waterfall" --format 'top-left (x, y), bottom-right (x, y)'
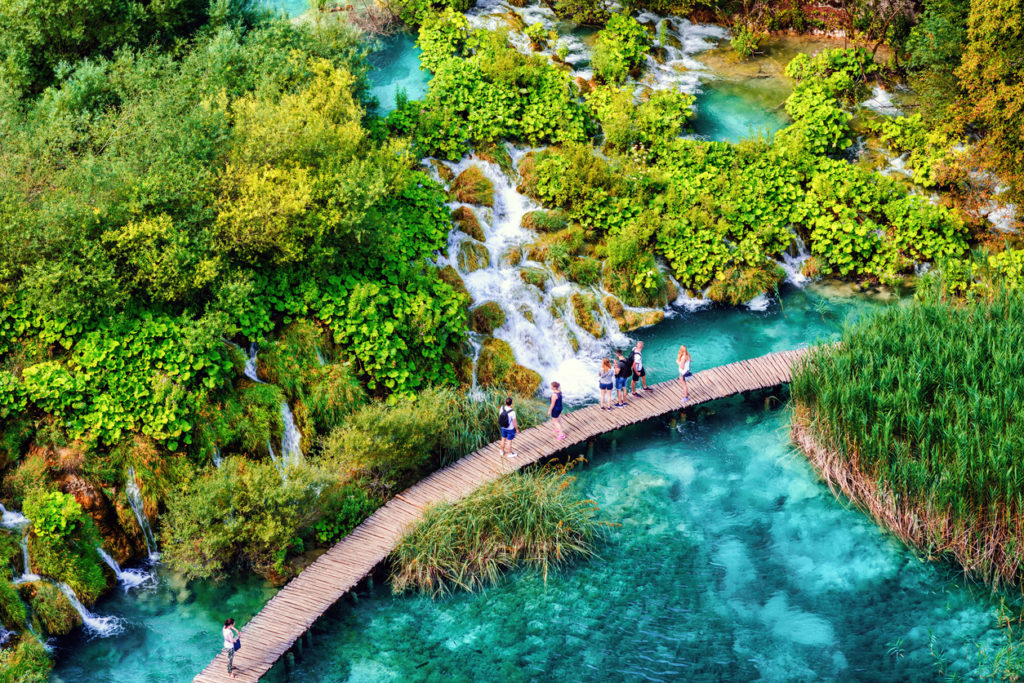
top-left (0, 504), bottom-right (29, 529)
top-left (57, 583), bottom-right (124, 638)
top-left (278, 403), bottom-right (304, 470)
top-left (96, 548), bottom-right (152, 591)
top-left (244, 343), bottom-right (262, 383)
top-left (125, 468), bottom-right (159, 561)
top-left (212, 446), bottom-right (223, 468)
top-left (16, 532), bottom-right (39, 584)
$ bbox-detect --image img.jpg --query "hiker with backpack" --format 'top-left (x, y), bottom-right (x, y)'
top-left (498, 396), bottom-right (519, 458)
top-left (629, 341), bottom-right (650, 397)
top-left (614, 349), bottom-right (631, 408)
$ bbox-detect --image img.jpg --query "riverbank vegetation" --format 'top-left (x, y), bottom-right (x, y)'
top-left (390, 462), bottom-right (604, 596)
top-left (791, 290), bottom-right (1024, 584)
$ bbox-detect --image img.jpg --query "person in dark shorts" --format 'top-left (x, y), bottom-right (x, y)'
top-left (630, 341), bottom-right (650, 397)
top-left (614, 349), bottom-right (631, 407)
top-left (548, 381), bottom-right (566, 441)
top-left (498, 396), bottom-right (519, 458)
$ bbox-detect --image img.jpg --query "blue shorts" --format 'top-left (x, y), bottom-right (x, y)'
top-left (500, 428), bottom-right (516, 440)
top-left (615, 376), bottom-right (628, 390)
top-left (599, 382), bottom-right (613, 391)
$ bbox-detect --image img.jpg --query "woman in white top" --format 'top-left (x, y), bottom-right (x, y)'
top-left (677, 345), bottom-right (692, 404)
top-left (223, 617), bottom-right (240, 678)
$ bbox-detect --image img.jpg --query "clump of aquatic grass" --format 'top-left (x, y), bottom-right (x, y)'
top-left (791, 290), bottom-right (1024, 584)
top-left (390, 462), bottom-right (605, 597)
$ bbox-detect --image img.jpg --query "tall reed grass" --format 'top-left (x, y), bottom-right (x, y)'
top-left (791, 290), bottom-right (1024, 584)
top-left (390, 462), bottom-right (605, 597)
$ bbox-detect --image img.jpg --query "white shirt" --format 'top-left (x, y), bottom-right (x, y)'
top-left (678, 358), bottom-right (690, 375)
top-left (633, 348), bottom-right (643, 371)
top-left (223, 627), bottom-right (235, 649)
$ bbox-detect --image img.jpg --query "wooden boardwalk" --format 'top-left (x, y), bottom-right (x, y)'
top-left (193, 347), bottom-right (810, 682)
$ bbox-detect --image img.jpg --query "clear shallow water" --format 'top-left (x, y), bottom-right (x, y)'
top-left (692, 82), bottom-right (789, 143)
top-left (52, 288), bottom-right (1011, 681)
top-left (367, 33), bottom-right (431, 115)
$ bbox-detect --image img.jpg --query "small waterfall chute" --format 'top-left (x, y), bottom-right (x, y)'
top-left (57, 582), bottom-right (124, 638)
top-left (0, 504), bottom-right (29, 529)
top-left (212, 446), bottom-right (223, 468)
top-left (244, 343), bottom-right (262, 383)
top-left (97, 547), bottom-right (152, 591)
top-left (15, 531), bottom-right (39, 584)
top-left (278, 403), bottom-right (304, 470)
top-left (125, 468), bottom-right (159, 561)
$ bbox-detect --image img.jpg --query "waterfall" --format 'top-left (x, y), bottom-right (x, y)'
top-left (278, 403), bottom-right (304, 470)
top-left (125, 468), bottom-right (159, 561)
top-left (212, 446), bottom-right (223, 468)
top-left (776, 235), bottom-right (811, 287)
top-left (315, 347), bottom-right (326, 365)
top-left (266, 440), bottom-right (279, 467)
top-left (0, 628), bottom-right (12, 646)
top-left (244, 343), bottom-right (262, 383)
top-left (15, 532), bottom-right (39, 584)
top-left (57, 582), bottom-right (124, 637)
top-left (97, 547), bottom-right (152, 590)
top-left (0, 504), bottom-right (28, 529)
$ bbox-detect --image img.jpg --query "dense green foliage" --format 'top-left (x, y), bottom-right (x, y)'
top-left (392, 20), bottom-right (592, 159)
top-left (792, 292), bottom-right (1024, 583)
top-left (23, 491), bottom-right (106, 601)
top-left (592, 13), bottom-right (651, 84)
top-left (390, 463), bottom-right (604, 596)
top-left (517, 48), bottom-right (966, 301)
top-left (0, 635), bottom-right (50, 683)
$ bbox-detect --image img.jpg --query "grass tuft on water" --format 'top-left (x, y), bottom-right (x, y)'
top-left (791, 289), bottom-right (1024, 584)
top-left (390, 462), bottom-right (605, 597)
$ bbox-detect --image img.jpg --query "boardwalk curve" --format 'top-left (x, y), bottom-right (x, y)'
top-left (194, 347), bottom-right (811, 682)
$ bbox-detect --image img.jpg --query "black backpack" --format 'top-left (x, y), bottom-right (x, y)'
top-left (498, 406), bottom-right (511, 428)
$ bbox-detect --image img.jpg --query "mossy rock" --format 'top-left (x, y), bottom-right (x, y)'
top-left (431, 159), bottom-right (455, 183)
top-left (477, 143), bottom-right (515, 180)
top-left (438, 265), bottom-right (470, 299)
top-left (452, 206), bottom-right (485, 241)
top-left (516, 152), bottom-right (537, 195)
top-left (521, 209), bottom-right (569, 233)
top-left (0, 575), bottom-right (25, 629)
top-left (471, 302), bottom-right (507, 334)
top-left (621, 309), bottom-right (665, 331)
top-left (449, 166), bottom-right (494, 207)
top-left (21, 582), bottom-right (80, 636)
top-left (502, 9), bottom-right (525, 28)
top-left (665, 278), bottom-right (679, 303)
top-left (457, 240), bottom-right (490, 273)
top-left (567, 329), bottom-right (580, 353)
top-left (570, 293), bottom-right (604, 338)
top-left (519, 267), bottom-right (549, 291)
top-left (603, 295), bottom-right (624, 319)
top-left (518, 306), bottom-right (535, 324)
top-left (567, 257), bottom-right (602, 287)
top-left (706, 263), bottom-right (785, 305)
top-left (477, 339), bottom-right (542, 396)
top-left (500, 247), bottom-right (523, 266)
top-left (525, 226), bottom-right (584, 272)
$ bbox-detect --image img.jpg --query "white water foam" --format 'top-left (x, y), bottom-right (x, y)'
top-left (97, 547), bottom-right (152, 591)
top-left (14, 532), bottom-right (39, 584)
top-left (244, 343), bottom-right (262, 382)
top-left (278, 402), bottom-right (304, 470)
top-left (862, 85), bottom-right (901, 116)
top-left (58, 582), bottom-right (125, 638)
top-left (0, 504), bottom-right (29, 529)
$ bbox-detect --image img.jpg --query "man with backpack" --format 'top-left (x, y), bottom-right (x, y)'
top-left (614, 349), bottom-right (631, 408)
top-left (498, 396), bottom-right (519, 458)
top-left (630, 340), bottom-right (650, 397)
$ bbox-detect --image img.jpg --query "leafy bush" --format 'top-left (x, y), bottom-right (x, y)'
top-left (23, 490), bottom-right (106, 602)
top-left (161, 459), bottom-right (334, 580)
top-left (587, 86), bottom-right (694, 156)
top-left (592, 14), bottom-right (652, 84)
top-left (604, 231), bottom-right (668, 307)
top-left (550, 0), bottom-right (610, 24)
top-left (390, 463), bottom-right (604, 596)
top-left (311, 484), bottom-right (382, 545)
top-left (730, 26), bottom-right (760, 59)
top-left (567, 257), bottom-right (603, 287)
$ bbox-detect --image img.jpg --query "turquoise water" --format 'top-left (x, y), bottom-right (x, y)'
top-left (367, 34), bottom-right (431, 115)
top-left (260, 0), bottom-right (308, 18)
top-left (692, 82), bottom-right (790, 143)
top-left (52, 287), bottom-right (1010, 681)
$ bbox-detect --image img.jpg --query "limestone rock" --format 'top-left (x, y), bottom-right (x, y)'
top-left (457, 240), bottom-right (490, 273)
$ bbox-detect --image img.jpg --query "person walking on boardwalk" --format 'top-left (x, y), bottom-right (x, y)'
top-left (630, 341), bottom-right (650, 397)
top-left (614, 349), bottom-right (631, 408)
top-left (677, 345), bottom-right (693, 404)
top-left (598, 358), bottom-right (615, 410)
top-left (548, 381), bottom-right (567, 440)
top-left (222, 617), bottom-right (241, 678)
top-left (498, 396), bottom-right (519, 458)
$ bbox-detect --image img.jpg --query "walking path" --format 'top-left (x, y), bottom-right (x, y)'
top-left (193, 347), bottom-right (811, 681)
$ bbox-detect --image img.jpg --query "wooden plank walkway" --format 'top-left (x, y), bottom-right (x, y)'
top-left (193, 347), bottom-right (810, 682)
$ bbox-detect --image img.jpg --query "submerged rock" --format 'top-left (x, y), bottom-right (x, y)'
top-left (471, 302), bottom-right (507, 335)
top-left (449, 166), bottom-right (494, 207)
top-left (477, 339), bottom-right (542, 396)
top-left (500, 247), bottom-right (522, 266)
top-left (431, 159), bottom-right (455, 184)
top-left (451, 206), bottom-right (485, 241)
top-left (457, 240), bottom-right (490, 273)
